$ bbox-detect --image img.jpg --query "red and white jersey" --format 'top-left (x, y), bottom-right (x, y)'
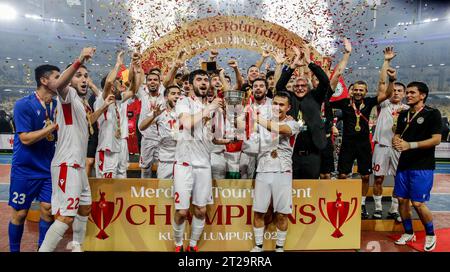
top-left (243, 97), bottom-right (272, 154)
top-left (51, 87), bottom-right (89, 168)
top-left (119, 100), bottom-right (129, 139)
top-left (174, 95), bottom-right (213, 167)
top-left (373, 100), bottom-right (409, 146)
top-left (94, 95), bottom-right (122, 153)
top-left (256, 118), bottom-right (300, 173)
top-left (137, 86), bottom-right (166, 140)
top-left (155, 107), bottom-right (178, 162)
top-left (210, 109), bottom-right (226, 153)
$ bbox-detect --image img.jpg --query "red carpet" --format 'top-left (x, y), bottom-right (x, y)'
top-left (388, 228), bottom-right (450, 252)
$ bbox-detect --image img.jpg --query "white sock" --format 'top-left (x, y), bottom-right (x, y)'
top-left (38, 220), bottom-right (69, 252)
top-left (361, 196), bottom-right (366, 206)
top-left (72, 215), bottom-right (88, 245)
top-left (276, 228), bottom-right (287, 248)
top-left (253, 226), bottom-right (264, 247)
top-left (189, 216), bottom-right (205, 247)
top-left (374, 195), bottom-right (383, 211)
top-left (172, 221), bottom-right (186, 247)
top-left (390, 197), bottom-right (399, 213)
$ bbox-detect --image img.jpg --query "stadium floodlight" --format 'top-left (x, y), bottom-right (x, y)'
top-left (0, 4), bottom-right (17, 21)
top-left (25, 14), bottom-right (42, 20)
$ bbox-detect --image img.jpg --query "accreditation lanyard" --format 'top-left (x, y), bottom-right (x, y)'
top-left (400, 106), bottom-right (424, 139)
top-left (351, 100), bottom-right (369, 123)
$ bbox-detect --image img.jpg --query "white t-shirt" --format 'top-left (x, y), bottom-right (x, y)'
top-left (94, 94), bottom-right (123, 152)
top-left (256, 118), bottom-right (300, 173)
top-left (174, 95), bottom-right (214, 167)
top-left (155, 108), bottom-right (178, 162)
top-left (137, 85), bottom-right (166, 140)
top-left (373, 100), bottom-right (409, 146)
top-left (52, 87), bottom-right (89, 168)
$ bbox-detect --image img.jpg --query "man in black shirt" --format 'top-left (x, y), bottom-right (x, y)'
top-left (392, 81), bottom-right (442, 252)
top-left (276, 45), bottom-right (333, 179)
top-left (330, 47), bottom-right (396, 219)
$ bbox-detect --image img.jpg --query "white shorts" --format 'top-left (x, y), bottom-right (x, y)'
top-left (253, 172), bottom-right (292, 215)
top-left (240, 152), bottom-right (257, 179)
top-left (117, 138), bottom-right (129, 178)
top-left (140, 138), bottom-right (160, 169)
top-left (51, 164), bottom-right (92, 217)
top-left (372, 144), bottom-right (400, 176)
top-left (95, 150), bottom-right (119, 178)
top-left (211, 152), bottom-right (226, 180)
top-left (157, 161), bottom-right (175, 179)
top-left (173, 163), bottom-right (213, 210)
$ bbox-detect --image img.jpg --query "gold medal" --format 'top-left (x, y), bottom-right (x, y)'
top-left (44, 118), bottom-right (55, 141)
top-left (115, 129), bottom-right (121, 139)
top-left (271, 150), bottom-right (278, 158)
top-left (392, 116), bottom-right (398, 133)
top-left (44, 118), bottom-right (51, 128)
top-left (89, 125), bottom-right (94, 136)
top-left (355, 115), bottom-right (361, 132)
top-left (47, 133), bottom-right (55, 141)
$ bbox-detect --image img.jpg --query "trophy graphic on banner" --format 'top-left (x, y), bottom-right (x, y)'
top-left (319, 191), bottom-right (357, 238)
top-left (89, 190), bottom-right (124, 240)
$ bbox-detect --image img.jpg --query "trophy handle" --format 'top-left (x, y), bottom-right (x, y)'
top-left (318, 198), bottom-right (329, 223)
top-left (345, 197), bottom-right (358, 223)
top-left (111, 197), bottom-right (124, 223)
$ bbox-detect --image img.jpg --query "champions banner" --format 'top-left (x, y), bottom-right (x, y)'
top-left (84, 179), bottom-right (361, 251)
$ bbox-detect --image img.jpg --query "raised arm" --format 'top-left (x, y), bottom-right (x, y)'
top-left (330, 38), bottom-right (352, 91)
top-left (123, 47), bottom-right (144, 101)
top-left (275, 46), bottom-right (304, 93)
top-left (51, 47), bottom-right (95, 100)
top-left (228, 58), bottom-right (243, 90)
top-left (163, 51), bottom-right (184, 88)
top-left (103, 51), bottom-right (125, 100)
top-left (255, 50), bottom-right (270, 71)
top-left (87, 76), bottom-right (101, 97)
top-left (218, 68), bottom-right (230, 92)
top-left (208, 49), bottom-right (219, 62)
top-left (273, 51), bottom-right (287, 94)
top-left (377, 47), bottom-right (396, 103)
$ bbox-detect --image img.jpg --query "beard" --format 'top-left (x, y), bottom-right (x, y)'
top-left (194, 86), bottom-right (207, 98)
top-left (254, 92), bottom-right (265, 101)
top-left (148, 85), bottom-right (159, 92)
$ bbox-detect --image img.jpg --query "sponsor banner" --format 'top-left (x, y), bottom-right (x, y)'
top-left (436, 142), bottom-right (450, 159)
top-left (0, 134), bottom-right (14, 150)
top-left (140, 15), bottom-right (327, 73)
top-left (84, 179), bottom-right (361, 251)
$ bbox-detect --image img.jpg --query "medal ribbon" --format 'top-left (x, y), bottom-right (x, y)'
top-left (400, 106), bottom-right (424, 139)
top-left (81, 98), bottom-right (94, 135)
top-left (35, 92), bottom-right (53, 122)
